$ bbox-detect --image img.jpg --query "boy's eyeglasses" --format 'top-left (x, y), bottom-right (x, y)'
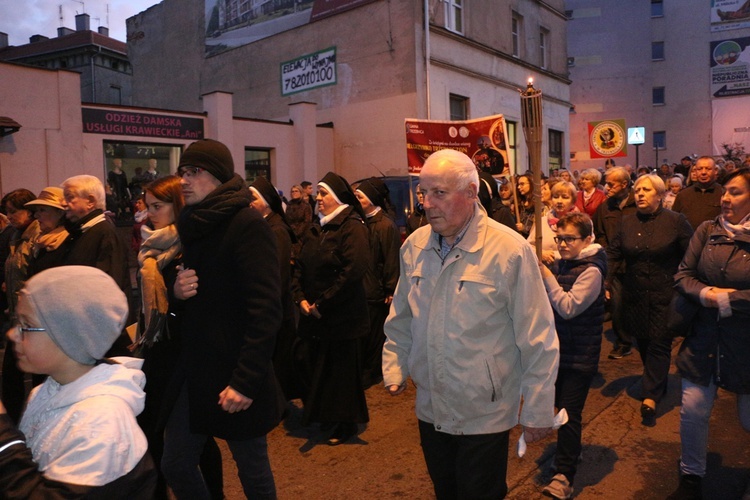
top-left (553, 236), bottom-right (583, 244)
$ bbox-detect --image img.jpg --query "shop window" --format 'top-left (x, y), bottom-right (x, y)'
top-left (549, 129), bottom-right (563, 172)
top-left (506, 120), bottom-right (517, 173)
top-left (102, 141), bottom-right (181, 221)
top-left (245, 148), bottom-right (271, 183)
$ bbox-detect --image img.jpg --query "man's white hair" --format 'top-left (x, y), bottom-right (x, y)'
top-left (61, 175), bottom-right (106, 210)
top-left (421, 149), bottom-right (479, 194)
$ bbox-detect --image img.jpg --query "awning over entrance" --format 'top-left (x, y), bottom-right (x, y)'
top-left (0, 116), bottom-right (21, 137)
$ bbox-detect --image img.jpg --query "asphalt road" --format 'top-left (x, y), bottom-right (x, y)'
top-left (2, 322), bottom-right (748, 498)
top-left (217, 326), bottom-right (750, 499)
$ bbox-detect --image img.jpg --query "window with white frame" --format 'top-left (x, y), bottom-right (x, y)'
top-left (444, 0), bottom-right (463, 34)
top-left (512, 13), bottom-right (523, 57)
top-left (540, 29), bottom-right (549, 69)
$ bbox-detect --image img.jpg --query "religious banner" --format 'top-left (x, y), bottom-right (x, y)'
top-left (404, 115), bottom-right (509, 175)
top-left (588, 119), bottom-right (627, 159)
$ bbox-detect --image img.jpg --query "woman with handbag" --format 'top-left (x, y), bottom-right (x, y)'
top-left (135, 175), bottom-right (223, 499)
top-left (668, 168), bottom-right (750, 499)
top-left (606, 174), bottom-right (693, 427)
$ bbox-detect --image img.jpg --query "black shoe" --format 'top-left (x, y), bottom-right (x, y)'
top-left (319, 422), bottom-right (336, 433)
top-left (608, 345), bottom-right (632, 359)
top-left (327, 423), bottom-right (357, 446)
top-left (641, 404), bottom-right (656, 427)
top-left (666, 474), bottom-right (702, 500)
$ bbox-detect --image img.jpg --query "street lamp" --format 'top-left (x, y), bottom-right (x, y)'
top-left (520, 78), bottom-right (544, 259)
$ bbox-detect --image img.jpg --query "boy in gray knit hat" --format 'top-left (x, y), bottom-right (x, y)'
top-left (0, 266), bottom-right (156, 497)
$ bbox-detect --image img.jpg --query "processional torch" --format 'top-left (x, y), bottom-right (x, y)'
top-left (520, 78), bottom-right (544, 260)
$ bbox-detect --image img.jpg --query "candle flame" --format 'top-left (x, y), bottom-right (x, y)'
top-left (528, 77), bottom-right (533, 85)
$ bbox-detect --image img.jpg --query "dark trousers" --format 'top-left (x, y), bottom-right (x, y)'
top-left (609, 274), bottom-right (632, 349)
top-left (162, 384), bottom-right (276, 500)
top-left (635, 337), bottom-right (672, 403)
top-left (361, 301), bottom-right (389, 389)
top-left (553, 369), bottom-right (595, 483)
top-left (418, 419), bottom-right (509, 499)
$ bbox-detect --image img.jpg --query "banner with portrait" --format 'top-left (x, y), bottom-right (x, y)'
top-left (588, 119), bottom-right (627, 159)
top-left (404, 115), bottom-right (510, 175)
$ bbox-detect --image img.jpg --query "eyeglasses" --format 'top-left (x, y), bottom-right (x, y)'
top-left (177, 166), bottom-right (204, 178)
top-left (13, 323), bottom-right (46, 341)
top-left (554, 236), bottom-right (583, 244)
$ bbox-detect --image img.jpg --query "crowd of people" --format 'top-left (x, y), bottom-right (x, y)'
top-left (0, 140), bottom-right (747, 500)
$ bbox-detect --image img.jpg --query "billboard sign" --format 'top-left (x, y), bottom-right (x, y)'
top-left (281, 47), bottom-right (337, 96)
top-left (205, 0), bottom-right (377, 56)
top-left (711, 0), bottom-right (750, 32)
top-left (711, 36), bottom-right (750, 98)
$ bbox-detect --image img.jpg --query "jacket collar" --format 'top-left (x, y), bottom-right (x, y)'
top-left (414, 203), bottom-right (486, 254)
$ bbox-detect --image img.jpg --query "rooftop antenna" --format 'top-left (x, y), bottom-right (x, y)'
top-left (106, 4), bottom-right (110, 27)
top-left (59, 4), bottom-right (64, 27)
top-left (71, 0), bottom-right (84, 14)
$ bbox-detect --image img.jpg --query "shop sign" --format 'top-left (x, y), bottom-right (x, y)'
top-left (82, 108), bottom-right (204, 139)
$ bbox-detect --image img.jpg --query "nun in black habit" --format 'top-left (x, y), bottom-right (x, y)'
top-left (291, 172), bottom-right (370, 445)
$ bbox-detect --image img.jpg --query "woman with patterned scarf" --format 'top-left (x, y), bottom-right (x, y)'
top-left (134, 175), bottom-right (223, 500)
top-left (26, 187), bottom-right (69, 276)
top-left (669, 168), bottom-right (750, 499)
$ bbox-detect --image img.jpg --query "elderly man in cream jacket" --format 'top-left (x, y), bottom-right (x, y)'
top-left (383, 148), bottom-right (560, 499)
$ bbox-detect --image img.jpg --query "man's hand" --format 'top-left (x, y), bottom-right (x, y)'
top-left (384, 295), bottom-right (394, 305)
top-left (0, 400), bottom-right (6, 415)
top-left (522, 425), bottom-right (553, 443)
top-left (218, 386), bottom-right (253, 413)
top-left (174, 267), bottom-right (199, 300)
top-left (386, 383), bottom-right (406, 396)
